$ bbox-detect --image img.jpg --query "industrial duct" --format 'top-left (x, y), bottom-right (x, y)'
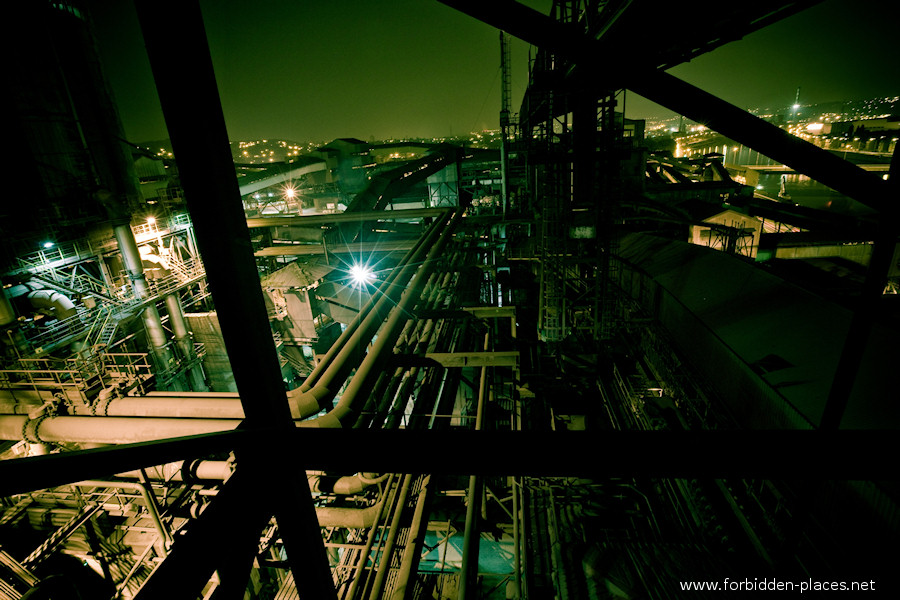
top-left (25, 289), bottom-right (77, 320)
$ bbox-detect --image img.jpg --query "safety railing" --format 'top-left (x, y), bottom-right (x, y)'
top-left (15, 240), bottom-right (98, 274)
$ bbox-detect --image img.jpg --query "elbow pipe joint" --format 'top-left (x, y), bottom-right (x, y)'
top-left (288, 387), bottom-right (332, 419)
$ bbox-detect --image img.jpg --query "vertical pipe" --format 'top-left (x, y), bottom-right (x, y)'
top-left (390, 475), bottom-right (431, 600)
top-left (114, 223), bottom-right (173, 372)
top-left (367, 474), bottom-right (413, 600)
top-left (165, 293), bottom-right (208, 391)
top-left (113, 223), bottom-right (150, 299)
top-left (138, 469), bottom-right (172, 555)
top-left (459, 332), bottom-right (490, 600)
top-left (345, 474), bottom-right (396, 600)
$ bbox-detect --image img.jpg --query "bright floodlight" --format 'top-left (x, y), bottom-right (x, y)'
top-left (349, 264), bottom-right (375, 286)
top-left (285, 187), bottom-right (296, 199)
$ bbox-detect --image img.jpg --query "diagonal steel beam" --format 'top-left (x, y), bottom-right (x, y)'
top-left (438, 0), bottom-right (893, 215)
top-left (134, 1), bottom-right (335, 597)
top-left (134, 467), bottom-right (270, 600)
top-left (0, 430), bottom-right (248, 497)
top-left (629, 72), bottom-right (893, 215)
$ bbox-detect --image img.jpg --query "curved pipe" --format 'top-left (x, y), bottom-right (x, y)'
top-left (26, 289), bottom-right (77, 320)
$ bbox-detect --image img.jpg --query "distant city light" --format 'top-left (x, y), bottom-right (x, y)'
top-left (349, 264), bottom-right (376, 287)
top-left (792, 103), bottom-right (801, 110)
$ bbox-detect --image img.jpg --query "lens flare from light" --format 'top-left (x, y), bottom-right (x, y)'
top-left (349, 264), bottom-right (375, 287)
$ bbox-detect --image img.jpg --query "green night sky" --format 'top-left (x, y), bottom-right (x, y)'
top-left (84, 0), bottom-right (900, 144)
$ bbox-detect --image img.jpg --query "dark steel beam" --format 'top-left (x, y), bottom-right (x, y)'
top-left (133, 2), bottom-right (336, 598)
top-left (3, 429), bottom-right (896, 490)
top-left (134, 468), bottom-right (269, 600)
top-left (438, 0), bottom-right (893, 215)
top-left (0, 430), bottom-right (247, 497)
top-left (280, 429), bottom-right (895, 479)
top-left (819, 149), bottom-right (900, 429)
top-left (247, 207), bottom-right (449, 228)
top-left (629, 72), bottom-right (893, 215)
top-left (133, 0), bottom-right (287, 428)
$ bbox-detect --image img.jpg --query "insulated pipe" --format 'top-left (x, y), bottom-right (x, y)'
top-left (114, 223), bottom-right (173, 372)
top-left (100, 396), bottom-right (246, 419)
top-left (296, 211), bottom-right (450, 415)
top-left (302, 212), bottom-right (461, 428)
top-left (308, 472), bottom-right (389, 495)
top-left (26, 289), bottom-right (77, 320)
top-left (114, 224), bottom-right (151, 299)
top-left (0, 415), bottom-right (236, 444)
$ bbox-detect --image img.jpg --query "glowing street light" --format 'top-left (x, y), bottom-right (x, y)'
top-left (42, 241), bottom-right (54, 249)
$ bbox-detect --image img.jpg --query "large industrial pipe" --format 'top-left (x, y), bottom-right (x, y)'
top-left (289, 213), bottom-right (452, 420)
top-left (113, 223), bottom-right (174, 377)
top-left (25, 289), bottom-right (77, 320)
top-left (113, 224), bottom-right (151, 299)
top-left (308, 472), bottom-right (389, 496)
top-left (0, 415), bottom-right (236, 444)
top-left (296, 214), bottom-right (442, 395)
top-left (301, 212), bottom-right (461, 428)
